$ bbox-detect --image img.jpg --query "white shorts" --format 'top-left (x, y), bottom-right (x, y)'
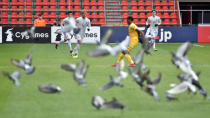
top-left (74, 34), bottom-right (83, 41)
top-left (63, 32), bottom-right (72, 40)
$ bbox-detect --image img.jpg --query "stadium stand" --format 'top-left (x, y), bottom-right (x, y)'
top-left (0, 0), bottom-right (181, 26)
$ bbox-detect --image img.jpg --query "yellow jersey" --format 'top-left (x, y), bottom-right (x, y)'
top-left (128, 23), bottom-right (138, 40)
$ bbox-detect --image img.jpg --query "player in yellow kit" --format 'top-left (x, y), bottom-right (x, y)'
top-left (112, 16), bottom-right (145, 67)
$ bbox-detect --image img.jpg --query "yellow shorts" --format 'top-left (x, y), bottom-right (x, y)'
top-left (127, 38), bottom-right (138, 52)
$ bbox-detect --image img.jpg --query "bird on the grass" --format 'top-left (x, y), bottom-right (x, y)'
top-left (92, 96), bottom-right (127, 110)
top-left (61, 64), bottom-right (76, 72)
top-left (100, 75), bottom-right (124, 91)
top-left (88, 29), bottom-right (130, 57)
top-left (11, 53), bottom-right (35, 75)
top-left (38, 84), bottom-right (62, 93)
top-left (2, 71), bottom-right (21, 87)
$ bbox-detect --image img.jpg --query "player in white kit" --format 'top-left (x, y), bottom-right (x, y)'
top-left (72, 10), bottom-right (91, 58)
top-left (146, 10), bottom-right (161, 51)
top-left (55, 11), bottom-right (77, 54)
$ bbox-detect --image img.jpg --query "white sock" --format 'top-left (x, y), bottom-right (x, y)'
top-left (73, 44), bottom-right (81, 54)
top-left (153, 39), bottom-right (156, 49)
top-left (67, 40), bottom-right (72, 51)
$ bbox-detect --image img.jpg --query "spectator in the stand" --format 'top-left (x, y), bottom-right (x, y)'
top-left (34, 13), bottom-right (46, 27)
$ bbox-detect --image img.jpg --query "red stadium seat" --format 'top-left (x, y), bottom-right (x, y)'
top-left (26, 6), bottom-right (32, 11)
top-left (36, 0), bottom-right (42, 6)
top-left (145, 1), bottom-right (152, 6)
top-left (122, 13), bottom-right (129, 19)
top-left (50, 12), bottom-right (57, 18)
top-left (155, 6), bottom-right (161, 11)
top-left (131, 6), bottom-right (138, 11)
top-left (11, 12), bottom-right (18, 18)
top-left (162, 12), bottom-right (169, 18)
top-left (43, 0), bottom-right (49, 6)
top-left (169, 0), bottom-right (175, 6)
top-left (169, 6), bottom-right (175, 11)
top-left (86, 12), bottom-right (90, 18)
top-left (18, 18), bottom-right (24, 24)
top-left (147, 13), bottom-right (152, 17)
top-left (26, 0), bottom-right (32, 5)
top-left (50, 0), bottom-right (56, 6)
top-left (11, 19), bottom-right (18, 24)
top-left (99, 19), bottom-right (105, 25)
top-left (36, 6), bottom-right (42, 11)
top-left (2, 18), bottom-right (8, 24)
top-left (44, 19), bottom-right (49, 24)
top-left (26, 19), bottom-right (32, 24)
top-left (83, 0), bottom-right (89, 6)
top-left (2, 5), bottom-right (8, 10)
top-left (43, 6), bottom-right (49, 11)
top-left (90, 12), bottom-right (97, 19)
top-left (19, 0), bottom-right (24, 6)
top-left (164, 19), bottom-right (170, 25)
top-left (138, 0), bottom-right (144, 6)
top-left (74, 6), bottom-right (81, 11)
top-left (122, 6), bottom-right (128, 12)
top-left (161, 0), bottom-right (168, 6)
top-left (11, 6), bottom-right (18, 10)
top-left (73, 0), bottom-right (80, 6)
top-left (98, 0), bottom-right (104, 6)
top-left (170, 12), bottom-right (177, 18)
top-left (49, 19), bottom-right (55, 24)
top-left (98, 12), bottom-right (105, 18)
top-left (25, 12), bottom-right (32, 18)
top-left (50, 6), bottom-right (56, 10)
top-left (132, 13), bottom-right (138, 19)
top-left (134, 19), bottom-right (139, 24)
top-left (91, 19), bottom-right (98, 24)
top-left (130, 0), bottom-right (137, 6)
top-left (84, 6), bottom-right (90, 11)
top-left (75, 12), bottom-right (80, 18)
top-left (67, 0), bottom-right (73, 6)
top-left (140, 19), bottom-right (146, 25)
top-left (139, 13), bottom-right (146, 18)
top-left (139, 6), bottom-right (145, 11)
top-left (157, 13), bottom-right (162, 18)
top-left (2, 12), bottom-right (8, 18)
top-left (91, 0), bottom-right (97, 6)
top-left (67, 6), bottom-right (73, 10)
top-left (19, 12), bottom-right (24, 18)
top-left (98, 6), bottom-right (104, 11)
top-left (1, 0), bottom-right (8, 6)
top-left (123, 19), bottom-right (127, 25)
top-left (162, 6), bottom-right (169, 12)
top-left (11, 0), bottom-right (18, 6)
top-left (154, 0), bottom-right (161, 6)
top-left (19, 6), bottom-right (24, 10)
top-left (146, 6), bottom-right (152, 12)
top-left (60, 6), bottom-right (66, 11)
top-left (60, 12), bottom-right (66, 18)
top-left (121, 0), bottom-right (128, 6)
top-left (171, 19), bottom-right (178, 25)
top-left (59, 0), bottom-right (66, 6)
top-left (91, 6), bottom-right (97, 11)
top-left (43, 12), bottom-right (49, 18)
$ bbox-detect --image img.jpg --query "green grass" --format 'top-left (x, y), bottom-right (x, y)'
top-left (0, 43), bottom-right (210, 118)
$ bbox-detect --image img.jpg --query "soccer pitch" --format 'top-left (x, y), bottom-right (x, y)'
top-left (0, 43), bottom-right (210, 118)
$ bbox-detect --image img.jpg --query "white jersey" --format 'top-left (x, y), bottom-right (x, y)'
top-left (76, 17), bottom-right (91, 39)
top-left (146, 16), bottom-right (161, 33)
top-left (61, 16), bottom-right (77, 33)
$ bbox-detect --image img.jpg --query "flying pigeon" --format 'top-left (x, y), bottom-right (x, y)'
top-left (2, 71), bottom-right (21, 87)
top-left (88, 29), bottom-right (130, 57)
top-left (38, 84), bottom-right (62, 93)
top-left (100, 75), bottom-right (124, 91)
top-left (61, 64), bottom-right (76, 72)
top-left (11, 59), bottom-right (35, 75)
top-left (92, 96), bottom-right (127, 110)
